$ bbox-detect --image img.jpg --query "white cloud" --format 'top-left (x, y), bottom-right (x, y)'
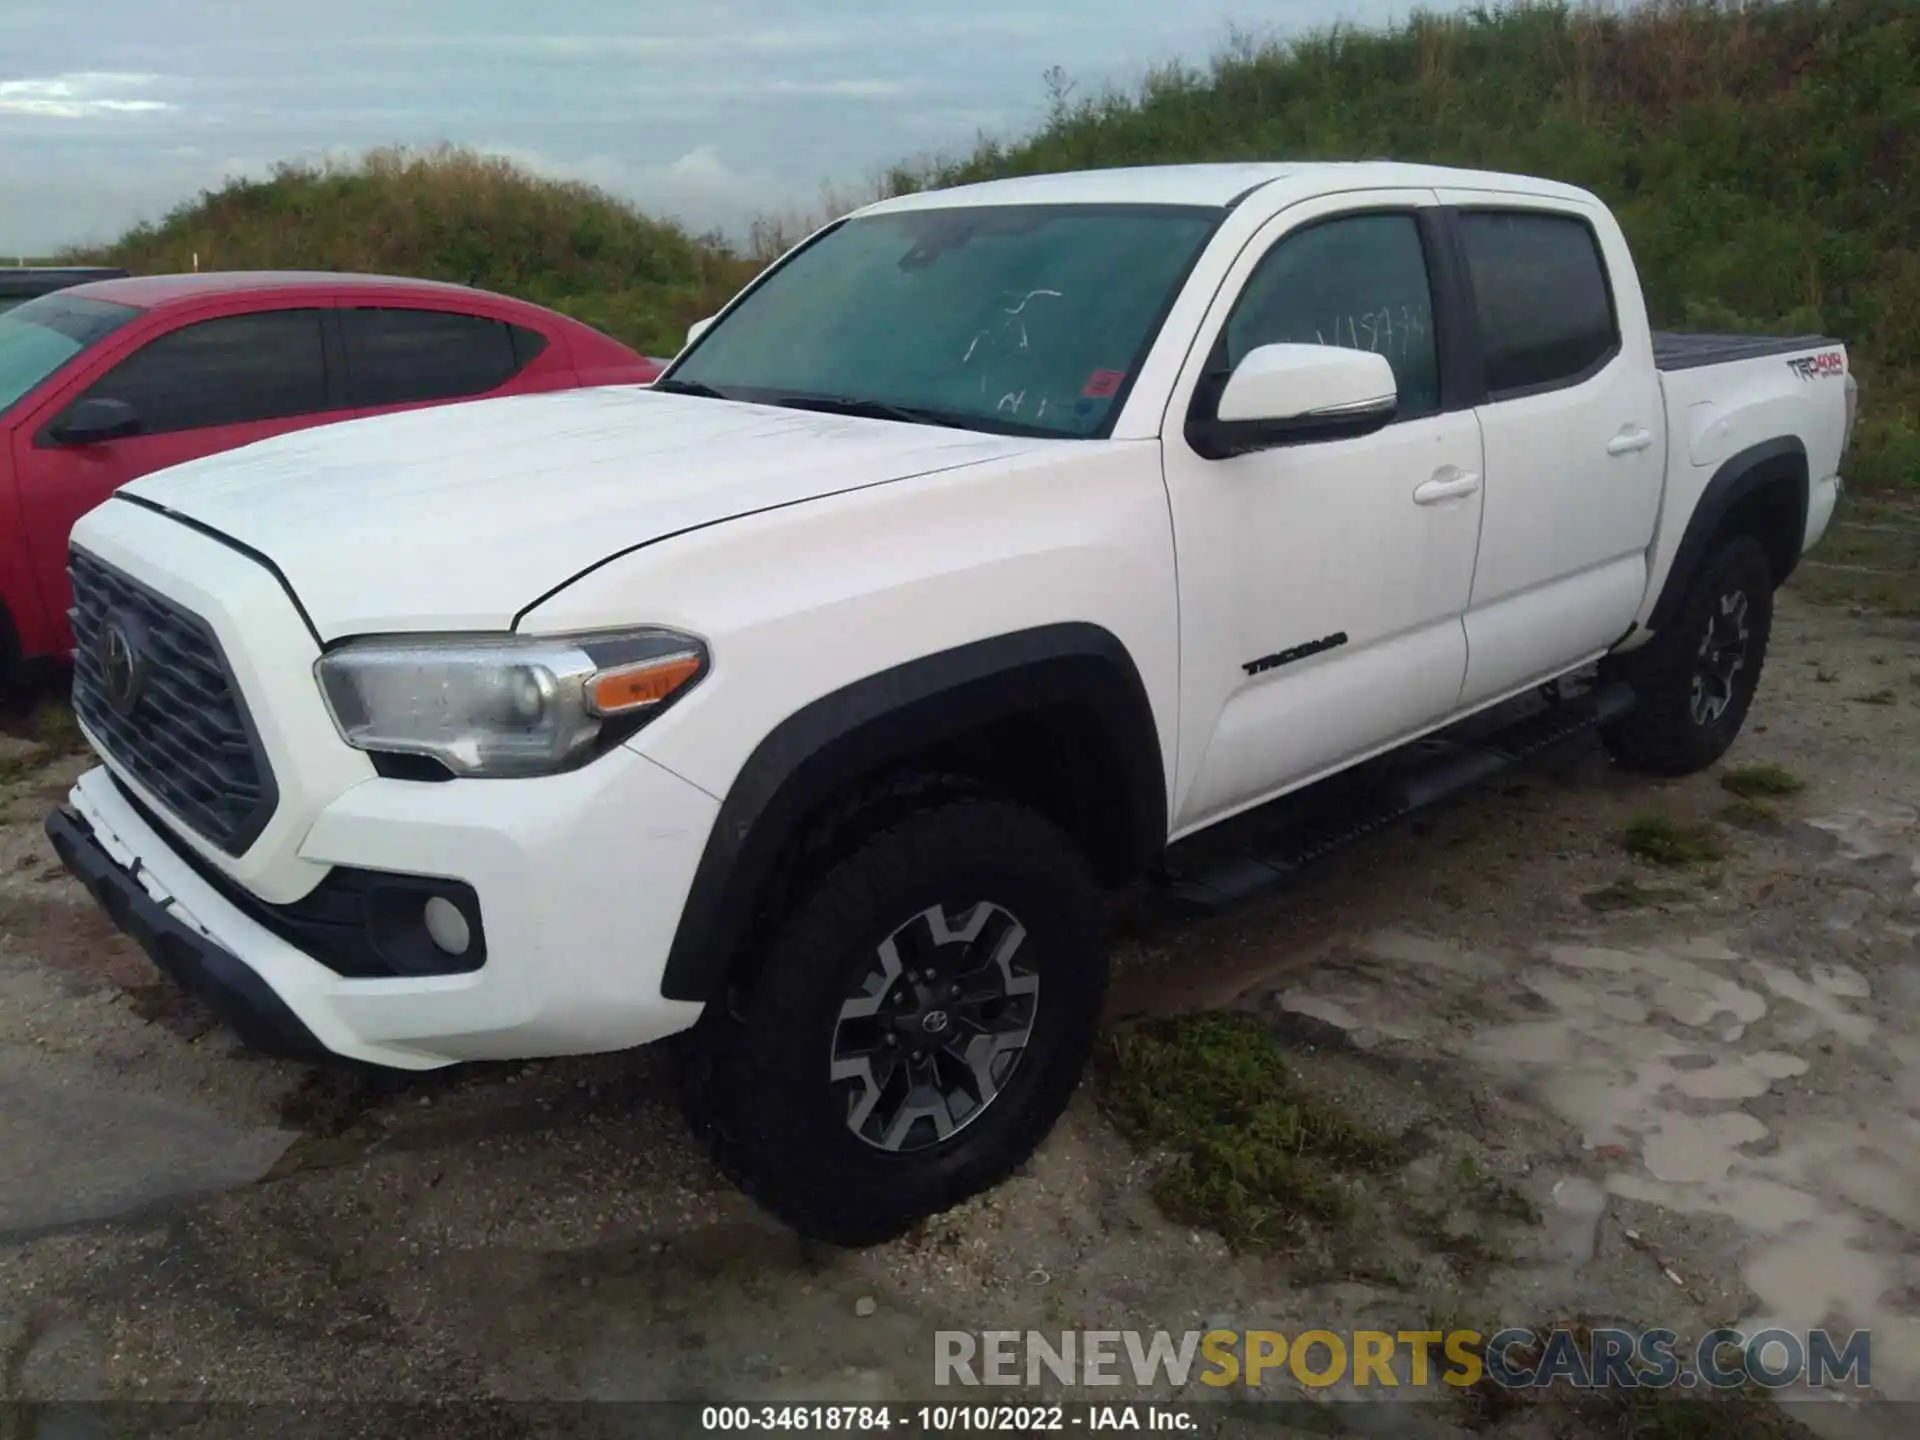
top-left (0, 71), bottom-right (175, 118)
top-left (480, 142), bottom-right (781, 234)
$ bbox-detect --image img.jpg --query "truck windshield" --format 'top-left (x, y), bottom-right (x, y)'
top-left (0, 293), bottom-right (140, 419)
top-left (661, 203), bottom-right (1220, 439)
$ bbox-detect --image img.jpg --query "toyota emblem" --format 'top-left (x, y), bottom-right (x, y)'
top-left (95, 611), bottom-right (149, 718)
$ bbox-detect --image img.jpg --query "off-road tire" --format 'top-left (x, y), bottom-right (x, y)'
top-left (1601, 534), bottom-right (1775, 776)
top-left (679, 797), bottom-right (1107, 1247)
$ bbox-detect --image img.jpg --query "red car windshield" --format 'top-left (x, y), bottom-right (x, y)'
top-left (0, 293), bottom-right (141, 418)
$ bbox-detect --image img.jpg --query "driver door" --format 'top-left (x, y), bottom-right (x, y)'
top-left (1160, 191), bottom-right (1486, 835)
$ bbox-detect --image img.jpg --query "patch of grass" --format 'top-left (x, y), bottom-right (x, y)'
top-left (1852, 687), bottom-right (1898, 705)
top-left (1621, 812), bottom-right (1727, 867)
top-left (1718, 799), bottom-right (1779, 829)
top-left (1459, 1326), bottom-right (1824, 1439)
top-left (1582, 1385), bottom-right (1818, 1439)
top-left (1097, 1011), bottom-right (1401, 1250)
top-left (28, 698), bottom-right (84, 755)
top-left (1451, 1152), bottom-right (1542, 1225)
top-left (1719, 763), bottom-right (1805, 799)
top-left (1401, 1153), bottom-right (1542, 1267)
top-left (1582, 876), bottom-right (1690, 911)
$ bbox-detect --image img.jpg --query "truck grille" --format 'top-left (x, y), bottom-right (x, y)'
top-left (68, 549), bottom-right (278, 855)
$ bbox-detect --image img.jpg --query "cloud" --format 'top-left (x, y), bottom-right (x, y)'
top-left (0, 71), bottom-right (176, 118)
top-left (480, 142), bottom-right (780, 234)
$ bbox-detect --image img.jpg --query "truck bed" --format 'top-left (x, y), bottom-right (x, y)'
top-left (1653, 330), bottom-right (1836, 372)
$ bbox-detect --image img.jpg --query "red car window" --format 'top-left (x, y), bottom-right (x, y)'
top-left (66, 309), bottom-right (331, 436)
top-left (338, 307), bottom-right (548, 408)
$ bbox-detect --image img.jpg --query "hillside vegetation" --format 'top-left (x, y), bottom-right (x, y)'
top-left (904, 0), bottom-right (1916, 491)
top-left (79, 147), bottom-right (759, 356)
top-left (73, 0), bottom-right (1916, 488)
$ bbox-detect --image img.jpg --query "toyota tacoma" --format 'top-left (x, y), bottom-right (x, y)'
top-left (46, 162), bottom-right (1856, 1245)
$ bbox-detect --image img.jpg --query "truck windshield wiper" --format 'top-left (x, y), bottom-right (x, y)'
top-left (758, 393), bottom-right (975, 431)
top-left (651, 378), bottom-right (731, 400)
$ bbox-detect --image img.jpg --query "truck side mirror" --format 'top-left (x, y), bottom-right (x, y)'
top-left (48, 396), bottom-right (141, 447)
top-left (685, 315), bottom-right (716, 347)
top-left (1189, 343), bottom-right (1397, 459)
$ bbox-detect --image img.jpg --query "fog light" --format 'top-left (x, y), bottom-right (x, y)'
top-left (423, 896), bottom-right (472, 956)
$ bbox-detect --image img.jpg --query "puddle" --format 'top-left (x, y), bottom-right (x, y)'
top-left (1280, 892), bottom-right (1920, 1399)
top-left (0, 1050), bottom-right (297, 1234)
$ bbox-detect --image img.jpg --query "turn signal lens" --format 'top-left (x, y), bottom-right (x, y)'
top-left (587, 652), bottom-right (704, 716)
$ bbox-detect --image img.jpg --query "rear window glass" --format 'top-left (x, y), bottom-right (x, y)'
top-left (339, 308), bottom-right (537, 407)
top-left (1456, 210), bottom-right (1619, 396)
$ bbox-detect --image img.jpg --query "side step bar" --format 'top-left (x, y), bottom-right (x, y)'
top-left (1157, 680), bottom-right (1636, 918)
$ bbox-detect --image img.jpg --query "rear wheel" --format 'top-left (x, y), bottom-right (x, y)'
top-left (680, 797), bottom-right (1107, 1246)
top-left (1602, 534), bottom-right (1774, 776)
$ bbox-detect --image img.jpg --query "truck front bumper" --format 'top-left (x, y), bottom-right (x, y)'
top-left (48, 803), bottom-right (329, 1059)
top-left (49, 752), bottom-right (718, 1070)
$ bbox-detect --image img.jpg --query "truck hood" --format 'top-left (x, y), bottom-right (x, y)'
top-left (120, 387), bottom-right (1038, 639)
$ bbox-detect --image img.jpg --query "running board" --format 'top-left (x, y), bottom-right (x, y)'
top-left (1157, 680), bottom-right (1636, 918)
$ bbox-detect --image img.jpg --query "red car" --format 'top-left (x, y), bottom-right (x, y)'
top-left (0, 271), bottom-right (663, 672)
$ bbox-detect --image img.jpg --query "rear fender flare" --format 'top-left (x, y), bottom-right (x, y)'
top-left (1646, 436), bottom-right (1808, 633)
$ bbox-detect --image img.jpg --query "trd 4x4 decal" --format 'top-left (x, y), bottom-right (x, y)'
top-left (1787, 352), bottom-right (1846, 380)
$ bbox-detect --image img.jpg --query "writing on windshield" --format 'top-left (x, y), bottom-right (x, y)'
top-left (666, 204), bottom-right (1219, 439)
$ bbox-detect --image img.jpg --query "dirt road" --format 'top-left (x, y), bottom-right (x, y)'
top-left (2, 526), bottom-right (1917, 1437)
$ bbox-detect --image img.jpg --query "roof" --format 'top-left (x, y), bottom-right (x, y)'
top-left (61, 270), bottom-right (494, 308)
top-left (855, 161), bottom-right (1599, 216)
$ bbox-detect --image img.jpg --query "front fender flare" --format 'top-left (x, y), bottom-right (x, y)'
top-left (657, 622), bottom-right (1166, 1004)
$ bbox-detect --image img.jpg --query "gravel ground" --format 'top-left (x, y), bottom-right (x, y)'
top-left (1, 522), bottom-right (1917, 1438)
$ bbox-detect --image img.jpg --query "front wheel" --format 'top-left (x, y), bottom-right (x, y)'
top-left (1601, 533), bottom-right (1775, 776)
top-left (680, 797), bottom-right (1108, 1247)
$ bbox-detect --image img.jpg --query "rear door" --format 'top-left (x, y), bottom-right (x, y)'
top-left (1437, 195), bottom-right (1666, 708)
top-left (335, 305), bottom-right (566, 419)
top-left (13, 303), bottom-right (336, 653)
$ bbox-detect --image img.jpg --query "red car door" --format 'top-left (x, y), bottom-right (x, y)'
top-left (10, 302), bottom-right (339, 659)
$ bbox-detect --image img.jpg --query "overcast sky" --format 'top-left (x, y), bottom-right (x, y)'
top-left (2, 0), bottom-right (1434, 257)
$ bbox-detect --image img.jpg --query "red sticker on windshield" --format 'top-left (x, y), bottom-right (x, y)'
top-left (1082, 369), bottom-right (1126, 398)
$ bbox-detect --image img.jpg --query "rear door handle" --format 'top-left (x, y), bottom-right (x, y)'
top-left (1413, 468), bottom-right (1482, 505)
top-left (1607, 426), bottom-right (1654, 456)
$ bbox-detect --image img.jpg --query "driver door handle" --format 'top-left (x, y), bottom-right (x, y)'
top-left (1413, 468), bottom-right (1482, 505)
top-left (1607, 426), bottom-right (1655, 456)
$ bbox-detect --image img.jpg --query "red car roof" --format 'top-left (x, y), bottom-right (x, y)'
top-left (67, 270), bottom-right (507, 309)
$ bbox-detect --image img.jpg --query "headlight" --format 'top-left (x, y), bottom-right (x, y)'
top-left (315, 628), bottom-right (707, 778)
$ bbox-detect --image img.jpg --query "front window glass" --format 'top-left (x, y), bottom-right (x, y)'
top-left (664, 204), bottom-right (1220, 438)
top-left (1223, 212), bottom-right (1441, 419)
top-left (76, 309), bottom-right (330, 435)
top-left (0, 293), bottom-right (140, 418)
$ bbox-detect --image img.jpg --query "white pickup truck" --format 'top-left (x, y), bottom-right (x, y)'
top-left (49, 162), bottom-right (1856, 1245)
